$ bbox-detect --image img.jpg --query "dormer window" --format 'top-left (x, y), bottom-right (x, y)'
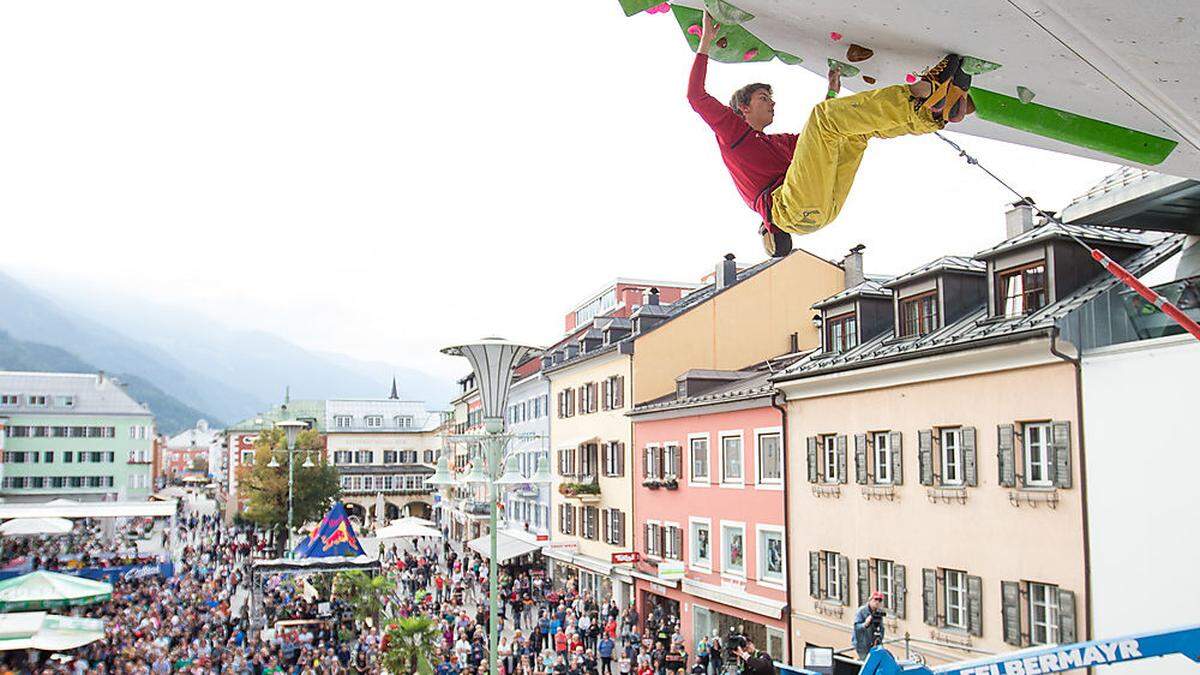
top-left (997, 262), bottom-right (1047, 317)
top-left (899, 292), bottom-right (939, 337)
top-left (826, 313), bottom-right (858, 354)
top-left (394, 415), bottom-right (413, 429)
top-left (365, 415), bottom-right (383, 428)
top-left (334, 415), bottom-right (353, 428)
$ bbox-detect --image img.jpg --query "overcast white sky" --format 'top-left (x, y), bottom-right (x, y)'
top-left (0, 2), bottom-right (1118, 380)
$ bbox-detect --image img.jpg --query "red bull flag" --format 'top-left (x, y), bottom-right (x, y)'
top-left (292, 502), bottom-right (366, 558)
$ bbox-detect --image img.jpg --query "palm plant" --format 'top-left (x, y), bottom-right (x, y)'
top-left (382, 615), bottom-right (440, 675)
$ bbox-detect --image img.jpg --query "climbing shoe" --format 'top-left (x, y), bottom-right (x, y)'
top-left (917, 54), bottom-right (962, 114)
top-left (939, 68), bottom-right (974, 123)
top-left (760, 224), bottom-right (793, 258)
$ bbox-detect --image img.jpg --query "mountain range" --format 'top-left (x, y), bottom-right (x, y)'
top-left (0, 271), bottom-right (456, 434)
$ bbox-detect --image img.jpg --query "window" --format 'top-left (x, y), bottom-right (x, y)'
top-left (63, 451), bottom-right (74, 463)
top-left (689, 436), bottom-right (709, 483)
top-left (823, 435), bottom-right (839, 484)
top-left (873, 432), bottom-right (892, 484)
top-left (333, 450), bottom-right (353, 464)
top-left (424, 450), bottom-right (435, 463)
top-left (664, 524), bottom-right (682, 560)
top-left (334, 415), bottom-right (353, 428)
top-left (603, 442), bottom-right (621, 477)
top-left (54, 395), bottom-right (75, 408)
top-left (941, 428), bottom-right (964, 485)
top-left (720, 434), bottom-right (743, 484)
top-left (578, 443), bottom-right (598, 479)
top-left (365, 415), bottom-right (383, 428)
top-left (43, 451), bottom-right (54, 463)
top-left (645, 522), bottom-right (662, 557)
top-left (944, 569), bottom-right (967, 630)
top-left (383, 450), bottom-right (398, 464)
top-left (27, 395), bottom-right (48, 407)
top-left (558, 448), bottom-right (576, 476)
top-left (876, 559), bottom-right (895, 611)
top-left (826, 313), bottom-right (859, 354)
top-left (355, 450), bottom-right (375, 464)
top-left (603, 509), bottom-right (625, 546)
top-left (825, 551), bottom-right (842, 602)
top-left (756, 431), bottom-right (782, 484)
top-left (900, 292), bottom-right (939, 337)
top-left (1029, 582), bottom-right (1060, 645)
top-left (998, 262), bottom-right (1047, 317)
top-left (721, 522), bottom-right (746, 577)
top-left (690, 519), bottom-right (711, 570)
top-left (1025, 423), bottom-right (1053, 486)
top-left (0, 394), bottom-right (17, 407)
top-left (757, 526), bottom-right (785, 586)
top-left (394, 415), bottom-right (412, 428)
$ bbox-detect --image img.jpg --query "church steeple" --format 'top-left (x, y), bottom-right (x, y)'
top-left (389, 376), bottom-right (399, 400)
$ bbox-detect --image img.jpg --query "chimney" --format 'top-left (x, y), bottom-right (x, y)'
top-left (1006, 199), bottom-right (1036, 239)
top-left (716, 253), bottom-right (737, 290)
top-left (644, 287), bottom-right (661, 306)
top-left (96, 371), bottom-right (106, 387)
top-left (842, 244), bottom-right (865, 289)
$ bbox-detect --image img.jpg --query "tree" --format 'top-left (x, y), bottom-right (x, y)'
top-left (240, 427), bottom-right (341, 554)
top-left (381, 615), bottom-right (439, 675)
top-left (333, 570), bottom-right (395, 626)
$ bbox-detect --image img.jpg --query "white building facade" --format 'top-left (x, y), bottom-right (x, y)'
top-left (502, 371), bottom-right (551, 542)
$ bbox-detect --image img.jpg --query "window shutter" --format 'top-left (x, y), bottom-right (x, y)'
top-left (601, 443), bottom-right (610, 476)
top-left (836, 435), bottom-right (848, 484)
top-left (602, 508), bottom-right (610, 543)
top-left (918, 429), bottom-right (934, 485)
top-left (998, 424), bottom-right (1017, 487)
top-left (615, 376), bottom-right (624, 408)
top-left (806, 437), bottom-right (819, 483)
top-left (1058, 588), bottom-right (1077, 644)
top-left (618, 511), bottom-right (626, 547)
top-left (922, 568), bottom-right (938, 626)
top-left (674, 528), bottom-right (683, 560)
top-left (1001, 580), bottom-right (1022, 645)
top-left (889, 431), bottom-right (904, 485)
top-left (643, 447), bottom-right (651, 479)
top-left (1052, 420), bottom-right (1072, 488)
top-left (617, 442), bottom-right (625, 477)
top-left (809, 552), bottom-right (820, 598)
top-left (576, 387), bottom-right (583, 415)
top-left (590, 383), bottom-right (599, 413)
top-left (857, 559), bottom-right (870, 607)
top-left (643, 523), bottom-right (651, 553)
top-left (854, 434), bottom-right (869, 484)
top-left (963, 426), bottom-right (978, 487)
top-left (967, 575), bottom-right (983, 637)
top-left (838, 554), bottom-right (850, 606)
top-left (558, 504), bottom-right (564, 534)
top-left (894, 565), bottom-right (907, 619)
top-left (601, 379), bottom-right (609, 411)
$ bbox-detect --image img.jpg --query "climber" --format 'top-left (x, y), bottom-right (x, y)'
top-left (687, 11), bottom-right (974, 257)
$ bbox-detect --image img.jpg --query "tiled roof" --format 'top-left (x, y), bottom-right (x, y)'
top-left (884, 256), bottom-right (986, 289)
top-left (776, 232), bottom-right (1184, 382)
top-left (226, 399), bottom-right (327, 433)
top-left (812, 276), bottom-right (892, 310)
top-left (0, 371), bottom-right (151, 417)
top-left (973, 221), bottom-right (1158, 260)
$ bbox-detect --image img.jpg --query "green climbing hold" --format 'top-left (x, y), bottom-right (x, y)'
top-left (971, 88), bottom-right (1177, 166)
top-left (775, 51), bottom-right (803, 66)
top-left (672, 6), bottom-right (774, 64)
top-left (703, 0), bottom-right (755, 25)
top-left (827, 58), bottom-right (860, 78)
top-left (617, 0), bottom-right (665, 17)
top-left (961, 56), bottom-right (1002, 76)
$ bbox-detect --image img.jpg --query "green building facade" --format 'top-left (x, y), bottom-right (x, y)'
top-left (0, 372), bottom-right (155, 503)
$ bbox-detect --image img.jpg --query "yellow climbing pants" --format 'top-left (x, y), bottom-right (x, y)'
top-left (770, 85), bottom-right (943, 234)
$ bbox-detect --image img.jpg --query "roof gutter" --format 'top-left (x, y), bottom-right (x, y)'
top-left (771, 390), bottom-right (794, 664)
top-left (1048, 326), bottom-right (1094, 646)
top-left (771, 327), bottom-right (1053, 385)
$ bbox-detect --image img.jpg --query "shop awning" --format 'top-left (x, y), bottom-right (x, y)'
top-left (0, 501), bottom-right (177, 520)
top-left (681, 578), bottom-right (787, 619)
top-left (467, 532), bottom-right (541, 563)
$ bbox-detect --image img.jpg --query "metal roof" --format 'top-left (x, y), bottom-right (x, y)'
top-left (226, 399), bottom-right (327, 433)
top-left (0, 372), bottom-right (151, 417)
top-left (811, 277), bottom-right (892, 310)
top-left (1061, 167), bottom-right (1200, 235)
top-left (776, 233), bottom-right (1185, 382)
top-left (973, 221), bottom-right (1160, 260)
top-left (883, 256), bottom-right (986, 289)
top-left (325, 399), bottom-right (442, 433)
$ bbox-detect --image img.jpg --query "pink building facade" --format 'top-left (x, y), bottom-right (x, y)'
top-left (630, 372), bottom-right (790, 663)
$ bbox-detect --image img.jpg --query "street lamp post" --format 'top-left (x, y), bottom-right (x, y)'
top-left (441, 338), bottom-right (541, 675)
top-left (273, 420), bottom-right (311, 555)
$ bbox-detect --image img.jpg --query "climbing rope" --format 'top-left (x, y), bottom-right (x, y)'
top-left (933, 132), bottom-right (1200, 341)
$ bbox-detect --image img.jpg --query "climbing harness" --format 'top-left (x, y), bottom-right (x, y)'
top-left (933, 131), bottom-right (1200, 341)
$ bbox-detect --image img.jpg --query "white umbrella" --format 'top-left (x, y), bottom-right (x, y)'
top-left (44, 499), bottom-right (78, 506)
top-left (391, 516), bottom-right (436, 528)
top-left (0, 612), bottom-right (105, 651)
top-left (374, 521), bottom-right (443, 540)
top-left (0, 518), bottom-right (73, 537)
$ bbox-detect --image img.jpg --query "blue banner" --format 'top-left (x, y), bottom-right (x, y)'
top-left (0, 562), bottom-right (175, 583)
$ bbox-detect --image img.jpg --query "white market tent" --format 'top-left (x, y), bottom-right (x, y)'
top-left (0, 501), bottom-right (177, 520)
top-left (0, 518), bottom-right (74, 537)
top-left (391, 516), bottom-right (436, 528)
top-left (375, 521), bottom-right (442, 541)
top-left (0, 612), bottom-right (105, 652)
top-left (467, 532), bottom-right (541, 564)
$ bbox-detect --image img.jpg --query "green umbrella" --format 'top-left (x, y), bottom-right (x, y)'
top-left (0, 571), bottom-right (112, 612)
top-left (0, 612), bottom-right (105, 651)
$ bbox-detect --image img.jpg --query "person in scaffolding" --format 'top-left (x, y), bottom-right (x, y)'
top-left (688, 11), bottom-right (974, 257)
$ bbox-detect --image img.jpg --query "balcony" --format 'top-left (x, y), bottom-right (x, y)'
top-left (641, 477), bottom-right (679, 491)
top-left (558, 480), bottom-right (602, 504)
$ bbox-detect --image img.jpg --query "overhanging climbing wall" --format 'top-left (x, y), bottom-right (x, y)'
top-left (619, 0), bottom-right (1200, 180)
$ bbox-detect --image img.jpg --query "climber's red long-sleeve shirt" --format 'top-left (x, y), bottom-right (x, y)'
top-left (687, 52), bottom-right (798, 226)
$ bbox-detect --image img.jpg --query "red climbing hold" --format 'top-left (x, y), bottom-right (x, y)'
top-left (830, 31), bottom-right (843, 41)
top-left (687, 24), bottom-right (702, 36)
top-left (647, 2), bottom-right (671, 14)
top-left (905, 73), bottom-right (918, 84)
top-left (743, 48), bottom-right (759, 61)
